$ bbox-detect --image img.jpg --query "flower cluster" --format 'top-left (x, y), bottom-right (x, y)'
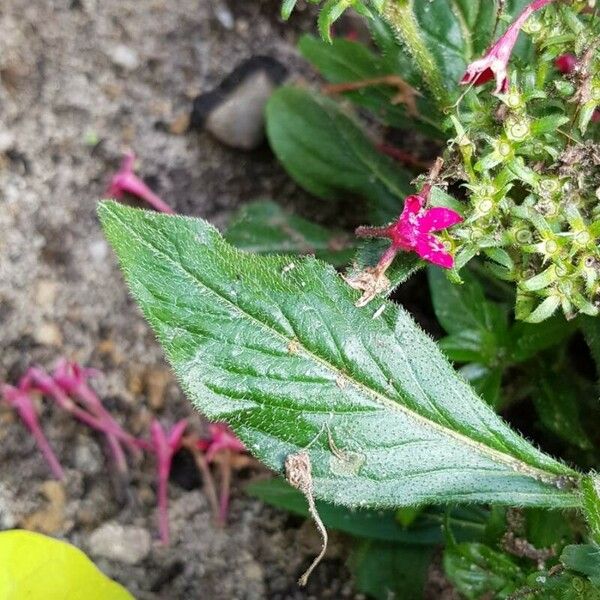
top-left (364, 0), bottom-right (600, 322)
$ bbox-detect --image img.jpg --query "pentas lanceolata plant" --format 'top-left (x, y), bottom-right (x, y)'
top-left (97, 0), bottom-right (600, 596)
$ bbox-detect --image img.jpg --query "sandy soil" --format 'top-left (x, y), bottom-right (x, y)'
top-left (0, 0), bottom-right (363, 597)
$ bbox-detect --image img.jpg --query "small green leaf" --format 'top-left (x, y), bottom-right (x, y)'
top-left (532, 364), bottom-right (592, 451)
top-left (248, 477), bottom-right (489, 545)
top-left (444, 542), bottom-right (525, 600)
top-left (100, 202), bottom-right (580, 509)
top-left (350, 540), bottom-right (433, 600)
top-left (298, 34), bottom-right (443, 136)
top-left (281, 0), bottom-right (298, 20)
top-left (0, 530), bottom-right (133, 600)
top-left (225, 200), bottom-right (354, 267)
top-left (266, 86), bottom-right (412, 223)
top-left (460, 364), bottom-right (503, 408)
top-left (581, 476), bottom-right (600, 546)
top-left (561, 544), bottom-right (600, 586)
top-left (509, 317), bottom-right (575, 364)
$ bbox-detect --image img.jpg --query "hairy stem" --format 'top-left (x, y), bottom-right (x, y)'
top-left (380, 0), bottom-right (449, 109)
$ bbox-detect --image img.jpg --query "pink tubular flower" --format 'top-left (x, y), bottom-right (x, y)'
top-left (150, 419), bottom-right (188, 545)
top-left (461, 0), bottom-right (555, 94)
top-left (107, 152), bottom-right (175, 214)
top-left (197, 423), bottom-right (246, 463)
top-left (1, 382), bottom-right (65, 480)
top-left (356, 184), bottom-right (463, 270)
top-left (197, 423), bottom-right (246, 525)
top-left (555, 53), bottom-right (577, 74)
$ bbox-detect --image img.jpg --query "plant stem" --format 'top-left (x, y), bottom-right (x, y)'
top-left (218, 450), bottom-right (232, 526)
top-left (381, 0), bottom-right (449, 110)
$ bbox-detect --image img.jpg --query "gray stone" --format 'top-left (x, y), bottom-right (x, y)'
top-left (89, 522), bottom-right (151, 564)
top-left (191, 56), bottom-right (287, 151)
top-left (106, 44), bottom-right (140, 71)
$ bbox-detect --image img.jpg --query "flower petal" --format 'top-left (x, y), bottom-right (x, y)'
top-left (420, 207), bottom-right (463, 233)
top-left (415, 234), bottom-right (455, 269)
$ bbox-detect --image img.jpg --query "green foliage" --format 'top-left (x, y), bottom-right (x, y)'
top-left (350, 541), bottom-right (433, 600)
top-left (444, 542), bottom-right (525, 599)
top-left (266, 86), bottom-right (412, 224)
top-left (225, 200), bottom-right (354, 267)
top-left (247, 477), bottom-right (489, 545)
top-left (100, 201), bottom-right (580, 509)
top-left (428, 267), bottom-right (575, 407)
top-left (298, 34), bottom-right (443, 136)
top-left (0, 530), bottom-right (133, 600)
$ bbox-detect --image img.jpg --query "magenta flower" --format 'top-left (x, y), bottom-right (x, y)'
top-left (150, 419), bottom-right (188, 545)
top-left (461, 0), bottom-right (555, 94)
top-left (1, 381), bottom-right (65, 480)
top-left (107, 152), bottom-right (175, 214)
top-left (555, 53), bottom-right (577, 74)
top-left (197, 423), bottom-right (246, 525)
top-left (197, 423), bottom-right (246, 463)
top-left (356, 185), bottom-right (463, 270)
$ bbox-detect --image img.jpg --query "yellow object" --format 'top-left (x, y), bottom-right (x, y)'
top-left (0, 530), bottom-right (134, 600)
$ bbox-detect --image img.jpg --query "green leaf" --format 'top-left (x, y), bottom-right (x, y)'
top-left (348, 239), bottom-right (421, 299)
top-left (581, 476), bottom-right (600, 546)
top-left (509, 317), bottom-right (575, 364)
top-left (532, 364), bottom-right (592, 451)
top-left (281, 0), bottom-right (299, 20)
top-left (0, 530), bottom-right (133, 600)
top-left (350, 540), bottom-right (433, 600)
top-left (396, 0), bottom-right (530, 92)
top-left (224, 200), bottom-right (354, 267)
top-left (247, 477), bottom-right (488, 545)
top-left (100, 202), bottom-right (580, 509)
top-left (428, 267), bottom-right (509, 365)
top-left (561, 544), bottom-right (600, 586)
top-left (266, 86), bottom-right (412, 223)
top-left (581, 316), bottom-right (600, 380)
top-left (298, 35), bottom-right (443, 136)
top-left (460, 364), bottom-right (503, 408)
top-left (444, 542), bottom-right (525, 600)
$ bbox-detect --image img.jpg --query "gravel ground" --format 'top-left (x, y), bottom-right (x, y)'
top-left (0, 0), bottom-right (364, 597)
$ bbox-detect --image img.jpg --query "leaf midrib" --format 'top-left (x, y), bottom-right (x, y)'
top-left (108, 206), bottom-right (574, 487)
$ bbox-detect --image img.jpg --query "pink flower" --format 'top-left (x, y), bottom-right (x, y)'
top-left (461, 0), bottom-right (555, 94)
top-left (1, 380), bottom-right (65, 480)
top-left (197, 423), bottom-right (246, 463)
top-left (150, 419), bottom-right (188, 545)
top-left (356, 185), bottom-right (463, 270)
top-left (555, 53), bottom-right (577, 74)
top-left (197, 423), bottom-right (246, 524)
top-left (107, 152), bottom-right (175, 214)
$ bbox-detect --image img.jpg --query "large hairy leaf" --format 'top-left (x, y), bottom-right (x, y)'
top-left (100, 202), bottom-right (580, 509)
top-left (266, 86), bottom-right (411, 224)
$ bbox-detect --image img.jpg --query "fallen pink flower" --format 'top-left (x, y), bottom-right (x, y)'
top-left (25, 364), bottom-right (147, 478)
top-left (197, 423), bottom-right (246, 463)
top-left (1, 382), bottom-right (64, 480)
top-left (356, 184), bottom-right (463, 270)
top-left (197, 423), bottom-right (246, 525)
top-left (461, 0), bottom-right (555, 94)
top-left (555, 53), bottom-right (577, 74)
top-left (107, 152), bottom-right (175, 214)
top-left (150, 419), bottom-right (188, 545)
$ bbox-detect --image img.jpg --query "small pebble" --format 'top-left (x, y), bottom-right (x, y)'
top-left (34, 322), bottom-right (63, 346)
top-left (88, 522), bottom-right (151, 564)
top-left (191, 56), bottom-right (287, 151)
top-left (106, 44), bottom-right (140, 71)
top-left (214, 2), bottom-right (234, 29)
